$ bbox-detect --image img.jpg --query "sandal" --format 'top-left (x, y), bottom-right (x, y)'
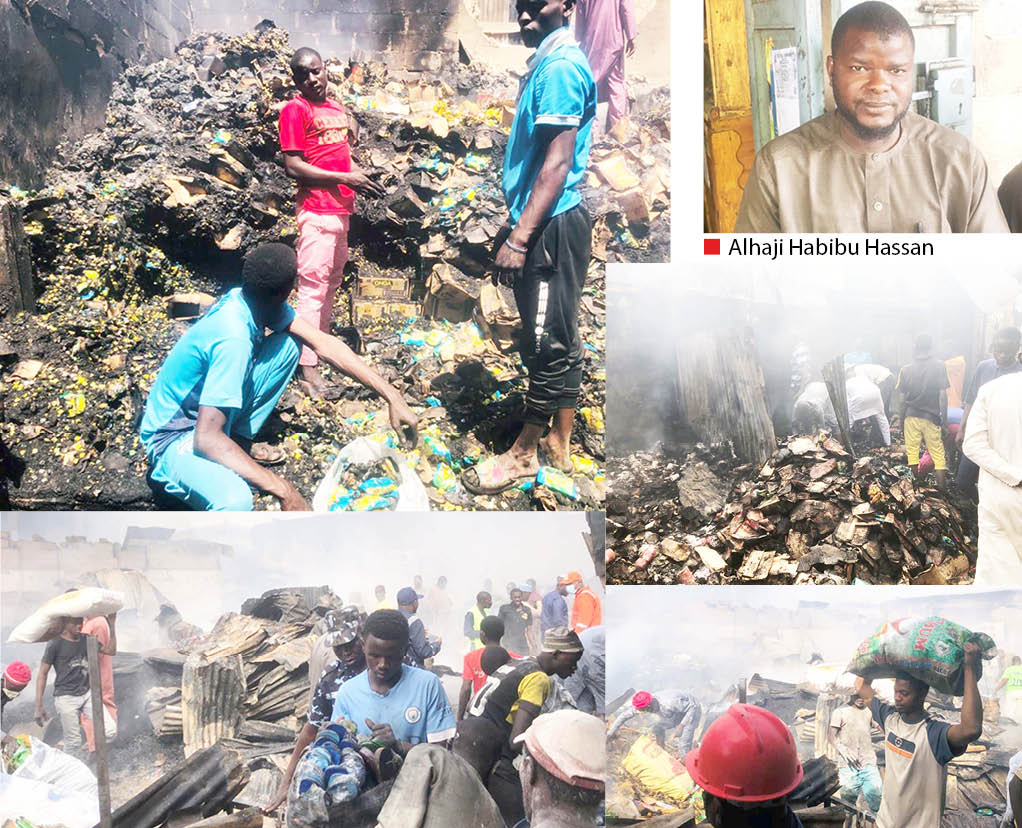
top-left (462, 456), bottom-right (536, 495)
top-left (250, 442), bottom-right (287, 466)
top-left (538, 440), bottom-right (574, 474)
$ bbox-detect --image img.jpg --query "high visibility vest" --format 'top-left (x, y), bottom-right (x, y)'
top-left (467, 605), bottom-right (488, 649)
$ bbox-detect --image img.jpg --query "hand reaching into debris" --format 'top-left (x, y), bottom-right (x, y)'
top-left (34, 707), bottom-right (49, 727)
top-left (626, 38), bottom-right (636, 57)
top-left (388, 398), bottom-right (419, 448)
top-left (278, 480), bottom-right (312, 511)
top-left (265, 785), bottom-right (288, 815)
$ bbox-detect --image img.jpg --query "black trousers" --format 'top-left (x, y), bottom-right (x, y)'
top-left (487, 755), bottom-right (525, 827)
top-left (513, 203), bottom-right (592, 425)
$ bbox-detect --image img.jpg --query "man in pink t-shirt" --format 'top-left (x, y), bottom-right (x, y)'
top-left (79, 613), bottom-right (118, 751)
top-left (457, 616), bottom-right (520, 722)
top-left (278, 47), bottom-right (385, 397)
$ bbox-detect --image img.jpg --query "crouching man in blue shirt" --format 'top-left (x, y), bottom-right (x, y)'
top-left (332, 609), bottom-right (456, 757)
top-left (139, 243), bottom-right (418, 511)
top-left (463, 0), bottom-right (597, 495)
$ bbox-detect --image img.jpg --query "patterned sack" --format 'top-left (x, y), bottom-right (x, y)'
top-left (846, 616), bottom-right (996, 695)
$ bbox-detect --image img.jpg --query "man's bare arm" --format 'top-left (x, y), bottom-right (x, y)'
top-left (457, 679), bottom-right (473, 722)
top-left (947, 643), bottom-right (983, 753)
top-left (99, 613), bottom-right (117, 655)
top-left (193, 406), bottom-right (309, 509)
top-left (34, 661), bottom-right (51, 724)
top-left (509, 701), bottom-right (541, 752)
top-left (289, 318), bottom-right (418, 445)
top-left (282, 152), bottom-right (384, 196)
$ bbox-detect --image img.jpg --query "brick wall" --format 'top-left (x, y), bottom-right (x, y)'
top-left (191, 0), bottom-right (461, 72)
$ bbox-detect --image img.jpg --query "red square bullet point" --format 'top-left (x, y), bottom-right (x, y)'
top-left (704, 238), bottom-right (721, 255)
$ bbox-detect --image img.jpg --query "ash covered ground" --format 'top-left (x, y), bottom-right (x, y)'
top-left (0, 26), bottom-right (669, 510)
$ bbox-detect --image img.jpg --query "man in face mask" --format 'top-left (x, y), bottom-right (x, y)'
top-left (1, 662), bottom-right (31, 712)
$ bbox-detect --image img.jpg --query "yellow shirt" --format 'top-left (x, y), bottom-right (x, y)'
top-left (506, 671), bottom-right (551, 723)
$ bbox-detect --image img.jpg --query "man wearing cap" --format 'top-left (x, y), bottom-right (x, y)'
top-left (687, 704), bottom-right (805, 827)
top-left (516, 709), bottom-right (606, 828)
top-left (562, 625), bottom-right (604, 715)
top-left (541, 578), bottom-right (570, 636)
top-left (563, 572), bottom-right (601, 634)
top-left (397, 586), bottom-right (441, 667)
top-left (465, 626), bottom-right (584, 825)
top-left (267, 607), bottom-right (367, 812)
top-left (608, 689), bottom-right (702, 756)
top-left (2, 662), bottom-right (31, 712)
top-left (306, 606), bottom-right (363, 708)
top-left (458, 616), bottom-right (521, 722)
top-left (464, 591), bottom-right (493, 652)
top-left (332, 610), bottom-right (455, 755)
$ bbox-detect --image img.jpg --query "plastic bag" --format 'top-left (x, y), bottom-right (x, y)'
top-left (846, 616), bottom-right (996, 695)
top-left (8, 588), bottom-right (125, 643)
top-left (8, 735), bottom-right (97, 795)
top-left (0, 775), bottom-right (100, 828)
top-left (313, 435), bottom-right (429, 512)
top-left (621, 734), bottom-right (698, 803)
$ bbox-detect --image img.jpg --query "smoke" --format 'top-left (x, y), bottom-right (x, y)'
top-left (3, 512), bottom-right (600, 666)
top-left (607, 585), bottom-right (1022, 705)
top-left (607, 262), bottom-right (1022, 453)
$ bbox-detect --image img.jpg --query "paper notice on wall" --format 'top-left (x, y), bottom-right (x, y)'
top-left (771, 46), bottom-right (800, 136)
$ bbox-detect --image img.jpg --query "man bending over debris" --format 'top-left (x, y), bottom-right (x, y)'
top-left (829, 694), bottom-right (881, 814)
top-left (331, 609), bottom-right (455, 756)
top-left (267, 608), bottom-right (365, 812)
top-left (464, 626), bottom-right (584, 825)
top-left (607, 689), bottom-right (701, 755)
top-left (279, 47), bottom-right (386, 398)
top-left (140, 243), bottom-right (417, 511)
top-left (462, 0), bottom-right (597, 495)
top-left (854, 642), bottom-right (984, 828)
top-left (793, 377), bottom-right (891, 447)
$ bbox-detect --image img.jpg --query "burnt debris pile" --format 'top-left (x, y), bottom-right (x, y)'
top-left (0, 24), bottom-right (664, 509)
top-left (608, 433), bottom-right (976, 585)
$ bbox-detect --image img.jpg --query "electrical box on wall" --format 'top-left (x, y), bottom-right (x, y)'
top-left (926, 59), bottom-right (974, 137)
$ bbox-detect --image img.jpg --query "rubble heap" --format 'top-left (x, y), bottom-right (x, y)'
top-left (608, 433), bottom-right (977, 586)
top-left (0, 24), bottom-right (658, 509)
top-left (145, 587), bottom-right (341, 763)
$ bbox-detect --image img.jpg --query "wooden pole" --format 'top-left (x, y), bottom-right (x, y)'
top-left (86, 634), bottom-right (112, 828)
top-left (737, 677), bottom-right (747, 703)
top-left (822, 357), bottom-right (855, 459)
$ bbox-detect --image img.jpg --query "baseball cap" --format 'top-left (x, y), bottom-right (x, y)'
top-left (396, 586), bottom-right (423, 605)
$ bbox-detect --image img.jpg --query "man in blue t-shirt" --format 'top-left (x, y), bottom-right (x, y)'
top-left (332, 609), bottom-right (455, 753)
top-left (462, 0), bottom-right (597, 496)
top-left (140, 243), bottom-right (417, 511)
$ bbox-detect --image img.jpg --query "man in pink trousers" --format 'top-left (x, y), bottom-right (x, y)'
top-left (279, 47), bottom-right (386, 397)
top-left (574, 0), bottom-right (638, 129)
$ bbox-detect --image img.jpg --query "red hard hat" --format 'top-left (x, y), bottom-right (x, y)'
top-left (685, 704), bottom-right (803, 802)
top-left (632, 691), bottom-right (653, 709)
